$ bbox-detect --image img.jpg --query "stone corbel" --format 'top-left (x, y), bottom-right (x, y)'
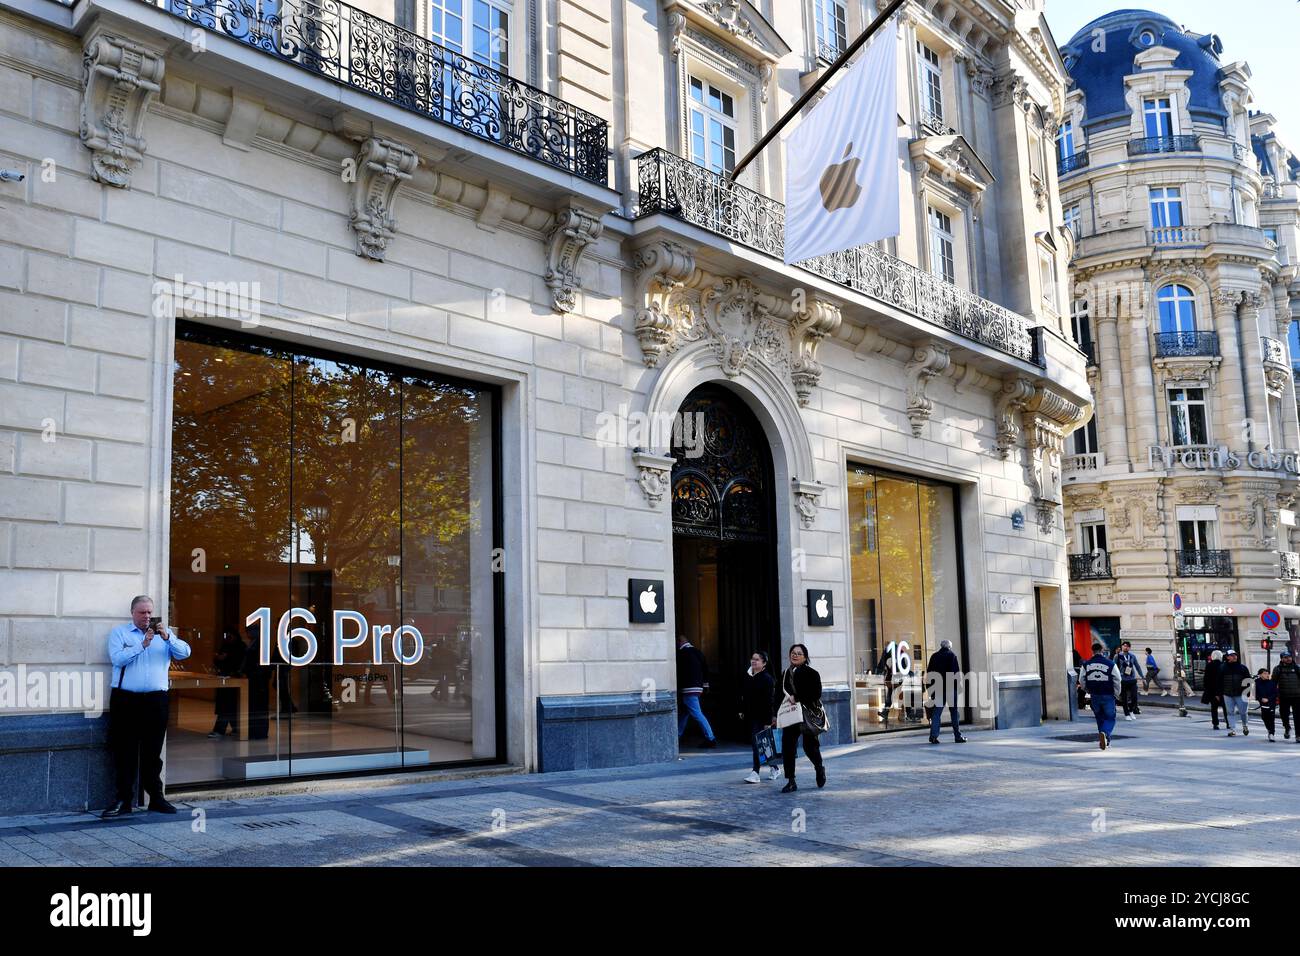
top-left (79, 32), bottom-right (165, 188)
top-left (632, 450), bottom-right (677, 507)
top-left (1022, 385), bottom-right (1090, 535)
top-left (545, 203), bottom-right (605, 314)
top-left (792, 479), bottom-right (824, 530)
top-left (905, 343), bottom-right (952, 437)
top-left (994, 377), bottom-right (1036, 458)
top-left (632, 240), bottom-right (696, 366)
top-left (789, 298), bottom-right (842, 407)
top-left (349, 137), bottom-right (419, 261)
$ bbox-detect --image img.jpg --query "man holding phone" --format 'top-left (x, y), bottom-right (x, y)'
top-left (101, 595), bottom-right (191, 818)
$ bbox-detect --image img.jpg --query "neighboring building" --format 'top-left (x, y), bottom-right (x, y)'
top-left (1058, 10), bottom-right (1300, 689)
top-left (0, 0), bottom-right (1088, 813)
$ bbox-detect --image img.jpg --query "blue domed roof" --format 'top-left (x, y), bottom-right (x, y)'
top-left (1061, 9), bottom-right (1229, 133)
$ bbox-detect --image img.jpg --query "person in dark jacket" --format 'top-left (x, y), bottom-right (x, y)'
top-left (1114, 641), bottom-right (1143, 719)
top-left (1220, 650), bottom-right (1252, 736)
top-left (208, 630), bottom-right (247, 738)
top-left (1078, 641), bottom-right (1123, 750)
top-left (1201, 650), bottom-right (1225, 729)
top-left (925, 639), bottom-right (967, 744)
top-left (1272, 650), bottom-right (1300, 742)
top-left (1254, 669), bottom-right (1279, 742)
top-left (676, 636), bottom-right (716, 747)
top-left (775, 644), bottom-right (826, 792)
top-left (742, 651), bottom-right (778, 782)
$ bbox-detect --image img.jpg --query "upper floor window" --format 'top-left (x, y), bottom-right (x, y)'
top-left (1178, 517), bottom-right (1216, 551)
top-left (1264, 227), bottom-right (1279, 245)
top-left (1064, 204), bottom-right (1082, 238)
top-left (1057, 120), bottom-right (1076, 160)
top-left (1168, 386), bottom-right (1210, 446)
top-left (1149, 186), bottom-right (1184, 228)
top-left (1143, 97), bottom-right (1176, 138)
top-left (688, 76), bottom-right (736, 176)
top-left (927, 206), bottom-right (955, 283)
top-left (1157, 284), bottom-right (1198, 332)
top-left (1071, 299), bottom-right (1092, 349)
top-left (1138, 29), bottom-right (1158, 48)
top-left (1289, 319), bottom-right (1300, 361)
top-left (1078, 517), bottom-right (1107, 551)
top-left (814, 0), bottom-right (848, 62)
top-left (917, 41), bottom-right (944, 127)
top-left (431, 0), bottom-right (511, 70)
top-left (1038, 246), bottom-right (1058, 310)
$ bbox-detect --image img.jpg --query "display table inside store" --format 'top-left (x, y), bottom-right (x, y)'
top-left (168, 672), bottom-right (249, 741)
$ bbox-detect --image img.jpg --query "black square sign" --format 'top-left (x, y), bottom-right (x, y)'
top-left (806, 589), bottom-right (833, 626)
top-left (629, 579), bottom-right (665, 623)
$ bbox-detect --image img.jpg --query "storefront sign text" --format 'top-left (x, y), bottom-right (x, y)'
top-left (246, 607), bottom-right (426, 666)
top-left (1148, 445), bottom-right (1300, 475)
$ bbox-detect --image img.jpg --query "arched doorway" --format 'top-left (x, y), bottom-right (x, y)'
top-left (671, 384), bottom-right (781, 742)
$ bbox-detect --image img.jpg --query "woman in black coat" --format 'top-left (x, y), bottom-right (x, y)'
top-left (741, 651), bottom-right (777, 782)
top-left (1201, 650), bottom-right (1225, 729)
top-left (775, 643), bottom-right (827, 793)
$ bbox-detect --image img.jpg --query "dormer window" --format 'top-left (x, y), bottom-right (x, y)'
top-left (1138, 29), bottom-right (1157, 48)
top-left (1143, 97), bottom-right (1176, 138)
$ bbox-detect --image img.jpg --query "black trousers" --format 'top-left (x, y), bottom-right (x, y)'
top-left (1208, 697), bottom-right (1225, 727)
top-left (780, 725), bottom-right (823, 781)
top-left (109, 688), bottom-right (170, 804)
top-left (1280, 698), bottom-right (1299, 734)
top-left (1260, 706), bottom-right (1277, 736)
top-left (212, 687), bottom-right (239, 735)
top-left (1120, 682), bottom-right (1140, 715)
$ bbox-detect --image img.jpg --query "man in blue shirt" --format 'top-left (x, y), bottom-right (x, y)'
top-left (101, 595), bottom-right (191, 818)
top-left (1077, 641), bottom-right (1123, 750)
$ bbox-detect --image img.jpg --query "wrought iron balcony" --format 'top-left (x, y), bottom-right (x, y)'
top-left (634, 149), bottom-right (1039, 365)
top-left (1069, 552), bottom-right (1112, 581)
top-left (1176, 549), bottom-right (1232, 577)
top-left (144, 0), bottom-right (609, 185)
top-left (919, 109), bottom-right (956, 136)
top-left (1154, 331), bottom-right (1219, 358)
top-left (1149, 225), bottom-right (1201, 245)
top-left (1058, 151), bottom-right (1089, 175)
top-left (1128, 135), bottom-right (1201, 156)
top-left (1261, 336), bottom-right (1288, 366)
top-left (1281, 551), bottom-right (1300, 582)
top-left (816, 39), bottom-right (845, 64)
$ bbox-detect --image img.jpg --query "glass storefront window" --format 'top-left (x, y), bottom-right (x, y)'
top-left (167, 323), bottom-right (499, 786)
top-left (848, 466), bottom-right (963, 735)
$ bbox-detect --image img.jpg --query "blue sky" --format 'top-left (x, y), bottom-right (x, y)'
top-left (1045, 0), bottom-right (1300, 149)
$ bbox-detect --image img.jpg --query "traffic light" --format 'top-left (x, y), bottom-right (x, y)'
top-left (1261, 638), bottom-right (1273, 651)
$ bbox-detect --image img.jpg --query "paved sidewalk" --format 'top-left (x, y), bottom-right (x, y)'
top-left (2, 710), bottom-right (1297, 866)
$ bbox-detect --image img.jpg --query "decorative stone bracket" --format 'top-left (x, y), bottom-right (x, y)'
top-left (789, 298), bottom-right (842, 406)
top-left (80, 32), bottom-right (165, 188)
top-left (633, 239), bottom-right (698, 366)
top-left (792, 479), bottom-right (824, 529)
top-left (1022, 386), bottom-right (1089, 535)
top-left (545, 203), bottom-right (605, 313)
top-left (994, 377), bottom-right (1036, 458)
top-left (904, 343), bottom-right (952, 436)
top-left (632, 450), bottom-right (677, 507)
top-left (349, 137), bottom-right (419, 261)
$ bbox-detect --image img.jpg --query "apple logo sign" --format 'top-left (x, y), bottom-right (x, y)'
top-left (806, 589), bottom-right (833, 626)
top-left (629, 578), bottom-right (665, 623)
top-left (819, 142), bottom-right (863, 213)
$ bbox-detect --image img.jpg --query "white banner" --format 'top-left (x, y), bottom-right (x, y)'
top-left (784, 29), bottom-right (900, 264)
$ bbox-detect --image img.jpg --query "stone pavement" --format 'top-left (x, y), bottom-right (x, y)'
top-left (2, 709), bottom-right (1296, 867)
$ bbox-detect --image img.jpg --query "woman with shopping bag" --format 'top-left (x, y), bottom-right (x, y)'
top-left (774, 643), bottom-right (829, 793)
top-left (741, 651), bottom-right (779, 783)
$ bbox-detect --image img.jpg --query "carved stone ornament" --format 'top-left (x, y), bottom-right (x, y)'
top-left (1265, 364), bottom-right (1290, 395)
top-left (789, 299), bottom-right (842, 407)
top-left (349, 137), bottom-right (419, 261)
top-left (904, 343), bottom-right (952, 437)
top-left (545, 203), bottom-right (605, 314)
top-left (633, 240), bottom-right (697, 366)
top-left (991, 72), bottom-right (1029, 110)
top-left (79, 32), bottom-right (165, 188)
top-left (632, 451), bottom-right (677, 507)
top-left (1022, 386), bottom-right (1090, 535)
top-left (994, 377), bottom-right (1036, 458)
top-left (702, 0), bottom-right (757, 43)
top-left (1177, 477), bottom-right (1223, 504)
top-left (792, 479), bottom-right (823, 529)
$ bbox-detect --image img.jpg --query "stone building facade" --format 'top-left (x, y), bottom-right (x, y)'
top-left (0, 0), bottom-right (1088, 813)
top-left (1057, 9), bottom-right (1300, 687)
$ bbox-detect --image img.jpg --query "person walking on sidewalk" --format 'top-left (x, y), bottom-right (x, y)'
top-left (1114, 641), bottom-right (1143, 720)
top-left (1202, 650), bottom-right (1226, 730)
top-left (925, 639), bottom-right (968, 744)
top-left (742, 651), bottom-right (778, 782)
top-left (1272, 650), bottom-right (1300, 742)
top-left (1142, 647), bottom-right (1170, 696)
top-left (776, 644), bottom-right (828, 793)
top-left (1254, 668), bottom-right (1280, 742)
top-left (676, 636), bottom-right (716, 748)
top-left (1079, 641), bottom-right (1123, 750)
top-left (1220, 650), bottom-right (1252, 737)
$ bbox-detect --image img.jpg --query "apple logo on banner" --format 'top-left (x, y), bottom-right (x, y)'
top-left (819, 142), bottom-right (862, 213)
top-left (806, 589), bottom-right (833, 627)
top-left (629, 579), bottom-right (665, 624)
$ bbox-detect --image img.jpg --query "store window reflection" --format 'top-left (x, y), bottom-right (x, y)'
top-left (848, 466), bottom-right (963, 735)
top-left (167, 324), bottom-right (499, 785)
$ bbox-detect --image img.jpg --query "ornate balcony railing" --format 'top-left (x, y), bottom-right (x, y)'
top-left (816, 39), bottom-right (845, 64)
top-left (1281, 551), bottom-right (1300, 581)
top-left (1128, 135), bottom-right (1201, 156)
top-left (634, 149), bottom-right (1039, 364)
top-left (144, 0), bottom-right (609, 185)
top-left (1063, 451), bottom-right (1104, 473)
top-left (1149, 225), bottom-right (1201, 245)
top-left (919, 109), bottom-right (956, 136)
top-left (1154, 331), bottom-right (1219, 358)
top-left (1262, 336), bottom-right (1288, 366)
top-left (1176, 549), bottom-right (1232, 577)
top-left (1058, 151), bottom-right (1089, 175)
top-left (1069, 552), bottom-right (1112, 581)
